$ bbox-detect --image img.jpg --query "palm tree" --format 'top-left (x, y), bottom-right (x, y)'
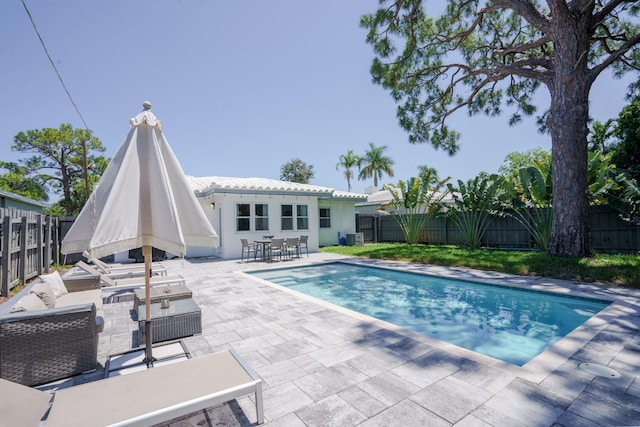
top-left (358, 142), bottom-right (395, 188)
top-left (336, 150), bottom-right (360, 192)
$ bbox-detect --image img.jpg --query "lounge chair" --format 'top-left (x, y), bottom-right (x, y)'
top-left (76, 261), bottom-right (184, 289)
top-left (90, 258), bottom-right (168, 278)
top-left (0, 349), bottom-right (264, 426)
top-left (0, 375), bottom-right (52, 427)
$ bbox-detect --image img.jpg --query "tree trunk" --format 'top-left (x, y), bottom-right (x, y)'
top-left (546, 11), bottom-right (593, 257)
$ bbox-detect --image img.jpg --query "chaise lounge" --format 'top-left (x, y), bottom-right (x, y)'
top-left (88, 258), bottom-right (168, 279)
top-left (0, 349), bottom-right (264, 426)
top-left (75, 261), bottom-right (185, 290)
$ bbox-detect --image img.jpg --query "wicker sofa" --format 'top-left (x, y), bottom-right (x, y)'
top-left (0, 273), bottom-right (104, 386)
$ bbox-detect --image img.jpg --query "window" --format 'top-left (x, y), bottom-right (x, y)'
top-left (236, 203), bottom-right (250, 231)
top-left (255, 204), bottom-right (269, 231)
top-left (319, 208), bottom-right (331, 228)
top-left (297, 205), bottom-right (308, 230)
top-left (281, 204), bottom-right (308, 230)
top-left (237, 203), bottom-right (269, 232)
top-left (281, 205), bottom-right (293, 230)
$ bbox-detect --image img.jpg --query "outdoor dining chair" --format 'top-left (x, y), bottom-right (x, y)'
top-left (299, 235), bottom-right (309, 257)
top-left (286, 237), bottom-right (300, 259)
top-left (240, 239), bottom-right (259, 262)
top-left (268, 238), bottom-right (285, 261)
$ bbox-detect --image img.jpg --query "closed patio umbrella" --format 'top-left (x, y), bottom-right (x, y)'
top-left (62, 101), bottom-right (219, 366)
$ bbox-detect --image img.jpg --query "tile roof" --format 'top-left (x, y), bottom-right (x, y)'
top-left (187, 176), bottom-right (366, 200)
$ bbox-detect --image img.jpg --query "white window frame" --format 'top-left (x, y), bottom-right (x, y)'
top-left (280, 204), bottom-right (308, 231)
top-left (236, 203), bottom-right (270, 232)
top-left (319, 207), bottom-right (331, 228)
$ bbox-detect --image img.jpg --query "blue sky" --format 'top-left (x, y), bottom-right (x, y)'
top-left (1, 1), bottom-right (635, 198)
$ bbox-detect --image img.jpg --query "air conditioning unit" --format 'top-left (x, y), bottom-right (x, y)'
top-left (346, 233), bottom-right (364, 246)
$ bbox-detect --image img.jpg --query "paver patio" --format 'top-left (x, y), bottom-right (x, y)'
top-left (47, 253), bottom-right (640, 426)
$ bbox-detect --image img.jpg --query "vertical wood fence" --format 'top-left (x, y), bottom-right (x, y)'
top-left (0, 209), bottom-right (59, 297)
top-left (357, 205), bottom-right (640, 254)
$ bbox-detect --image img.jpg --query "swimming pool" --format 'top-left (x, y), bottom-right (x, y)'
top-left (249, 262), bottom-right (610, 366)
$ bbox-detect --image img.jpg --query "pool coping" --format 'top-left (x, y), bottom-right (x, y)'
top-left (240, 257), bottom-right (639, 384)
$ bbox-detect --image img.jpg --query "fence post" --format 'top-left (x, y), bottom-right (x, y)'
top-left (444, 216), bottom-right (449, 245)
top-left (18, 216), bottom-right (28, 286)
top-left (44, 215), bottom-right (53, 269)
top-left (48, 216), bottom-right (60, 264)
top-left (1, 216), bottom-right (9, 296)
top-left (374, 216), bottom-right (379, 243)
top-left (37, 214), bottom-right (44, 275)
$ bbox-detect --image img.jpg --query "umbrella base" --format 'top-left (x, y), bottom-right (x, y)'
top-left (144, 321), bottom-right (155, 367)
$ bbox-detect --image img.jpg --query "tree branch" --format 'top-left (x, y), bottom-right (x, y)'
top-left (592, 0), bottom-right (632, 27)
top-left (495, 35), bottom-right (553, 56)
top-left (492, 0), bottom-right (552, 33)
top-left (590, 31), bottom-right (640, 81)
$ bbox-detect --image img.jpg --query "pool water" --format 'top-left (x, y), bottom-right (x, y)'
top-left (249, 262), bottom-right (610, 366)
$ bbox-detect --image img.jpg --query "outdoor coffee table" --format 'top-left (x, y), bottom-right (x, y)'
top-left (133, 283), bottom-right (192, 309)
top-left (138, 298), bottom-right (202, 344)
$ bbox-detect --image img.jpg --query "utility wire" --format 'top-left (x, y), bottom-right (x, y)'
top-left (21, 0), bottom-right (89, 129)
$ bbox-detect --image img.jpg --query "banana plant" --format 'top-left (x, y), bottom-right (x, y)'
top-left (588, 150), bottom-right (618, 205)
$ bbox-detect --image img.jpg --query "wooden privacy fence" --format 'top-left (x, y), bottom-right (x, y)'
top-left (357, 205), bottom-right (640, 254)
top-left (0, 209), bottom-right (59, 297)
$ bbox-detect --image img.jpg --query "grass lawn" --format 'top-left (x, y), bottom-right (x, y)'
top-left (321, 243), bottom-right (640, 289)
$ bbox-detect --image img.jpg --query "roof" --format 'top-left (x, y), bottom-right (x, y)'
top-left (356, 188), bottom-right (454, 206)
top-left (0, 189), bottom-right (48, 208)
top-left (188, 176), bottom-right (367, 200)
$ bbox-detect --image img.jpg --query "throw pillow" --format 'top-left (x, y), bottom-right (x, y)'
top-left (30, 281), bottom-right (56, 308)
top-left (9, 293), bottom-right (48, 312)
top-left (39, 271), bottom-right (68, 298)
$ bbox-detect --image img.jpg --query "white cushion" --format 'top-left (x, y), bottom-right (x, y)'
top-left (39, 271), bottom-right (68, 298)
top-left (9, 293), bottom-right (48, 312)
top-left (56, 289), bottom-right (103, 310)
top-left (30, 281), bottom-right (56, 308)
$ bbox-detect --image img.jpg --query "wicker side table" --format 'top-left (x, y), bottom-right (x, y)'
top-left (138, 298), bottom-right (202, 344)
top-left (133, 284), bottom-right (192, 309)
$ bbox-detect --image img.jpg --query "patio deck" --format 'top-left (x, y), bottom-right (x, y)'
top-left (51, 253), bottom-right (640, 426)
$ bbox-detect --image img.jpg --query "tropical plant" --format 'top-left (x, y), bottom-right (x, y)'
top-left (417, 165), bottom-right (441, 187)
top-left (280, 158), bottom-right (315, 184)
top-left (588, 150), bottom-right (619, 205)
top-left (447, 174), bottom-right (503, 249)
top-left (498, 148), bottom-right (551, 188)
top-left (380, 170), bottom-right (451, 244)
top-left (589, 119), bottom-right (617, 153)
top-left (619, 177), bottom-right (640, 225)
top-left (336, 150), bottom-right (361, 192)
top-left (501, 162), bottom-right (553, 251)
top-left (361, 0), bottom-right (640, 257)
top-left (358, 142), bottom-right (395, 188)
top-left (604, 175), bottom-right (640, 225)
top-left (611, 95), bottom-right (640, 182)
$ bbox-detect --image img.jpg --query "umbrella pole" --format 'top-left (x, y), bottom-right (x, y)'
top-left (143, 245), bottom-right (155, 367)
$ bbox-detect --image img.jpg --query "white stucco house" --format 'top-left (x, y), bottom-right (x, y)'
top-left (185, 176), bottom-right (367, 259)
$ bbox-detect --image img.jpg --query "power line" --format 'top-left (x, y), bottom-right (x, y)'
top-left (21, 0), bottom-right (89, 129)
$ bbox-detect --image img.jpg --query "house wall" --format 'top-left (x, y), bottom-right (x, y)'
top-left (0, 191), bottom-right (46, 213)
top-left (192, 193), bottom-right (321, 259)
top-left (318, 199), bottom-right (358, 247)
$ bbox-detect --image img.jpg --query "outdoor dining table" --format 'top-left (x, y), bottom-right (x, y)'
top-left (254, 239), bottom-right (271, 261)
